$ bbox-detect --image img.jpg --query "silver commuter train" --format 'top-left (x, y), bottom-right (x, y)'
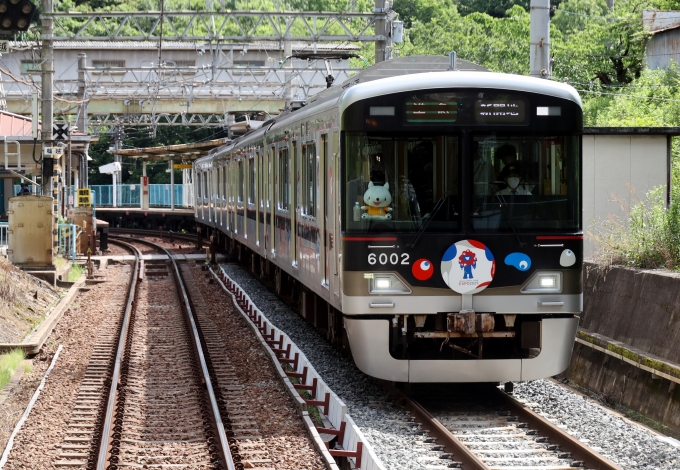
top-left (194, 56), bottom-right (583, 383)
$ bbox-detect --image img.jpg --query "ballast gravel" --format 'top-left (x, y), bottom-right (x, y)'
top-left (513, 379), bottom-right (680, 469)
top-left (221, 263), bottom-right (436, 470)
top-left (222, 263), bottom-right (680, 470)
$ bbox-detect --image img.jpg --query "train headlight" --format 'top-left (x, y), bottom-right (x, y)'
top-left (521, 271), bottom-right (562, 293)
top-left (368, 273), bottom-right (412, 295)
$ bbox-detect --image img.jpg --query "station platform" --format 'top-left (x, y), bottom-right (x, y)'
top-left (94, 207), bottom-right (196, 231)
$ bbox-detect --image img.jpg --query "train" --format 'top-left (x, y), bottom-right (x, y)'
top-left (194, 55), bottom-right (583, 383)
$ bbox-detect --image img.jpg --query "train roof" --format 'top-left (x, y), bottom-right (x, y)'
top-left (195, 55), bottom-right (582, 163)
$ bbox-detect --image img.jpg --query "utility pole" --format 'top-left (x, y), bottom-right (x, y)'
top-left (529, 0), bottom-right (551, 79)
top-left (112, 126), bottom-right (123, 207)
top-left (283, 18), bottom-right (292, 109)
top-left (77, 53), bottom-right (87, 135)
top-left (41, 0), bottom-right (54, 196)
top-left (374, 0), bottom-right (390, 63)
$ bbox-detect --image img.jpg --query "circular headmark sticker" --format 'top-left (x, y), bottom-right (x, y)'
top-left (441, 240), bottom-right (495, 294)
top-left (412, 258), bottom-right (434, 281)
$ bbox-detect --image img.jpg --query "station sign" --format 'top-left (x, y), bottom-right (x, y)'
top-left (174, 163), bottom-right (193, 169)
top-left (43, 147), bottom-right (64, 158)
top-left (78, 188), bottom-right (92, 207)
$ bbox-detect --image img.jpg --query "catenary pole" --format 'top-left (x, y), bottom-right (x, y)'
top-left (529, 0), bottom-right (551, 79)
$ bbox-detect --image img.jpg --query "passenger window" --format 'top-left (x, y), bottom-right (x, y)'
top-left (278, 148), bottom-right (290, 210)
top-left (248, 156), bottom-right (256, 205)
top-left (302, 143), bottom-right (317, 217)
top-left (238, 160), bottom-right (244, 203)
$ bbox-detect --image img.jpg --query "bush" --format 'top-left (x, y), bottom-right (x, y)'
top-left (591, 186), bottom-right (680, 270)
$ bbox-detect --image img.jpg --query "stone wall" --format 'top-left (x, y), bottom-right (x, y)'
top-left (565, 263), bottom-right (680, 434)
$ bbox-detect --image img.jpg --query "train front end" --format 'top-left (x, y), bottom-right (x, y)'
top-left (339, 72), bottom-right (582, 383)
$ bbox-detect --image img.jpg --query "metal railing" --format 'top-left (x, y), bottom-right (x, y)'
top-left (58, 224), bottom-right (79, 261)
top-left (12, 184), bottom-right (192, 208)
top-left (89, 184), bottom-right (190, 207)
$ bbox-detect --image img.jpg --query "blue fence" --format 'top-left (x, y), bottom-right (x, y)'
top-left (13, 184), bottom-right (191, 208)
top-left (58, 224), bottom-right (78, 260)
top-left (89, 184), bottom-right (188, 207)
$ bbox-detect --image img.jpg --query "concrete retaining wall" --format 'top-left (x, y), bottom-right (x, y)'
top-left (565, 263), bottom-right (680, 433)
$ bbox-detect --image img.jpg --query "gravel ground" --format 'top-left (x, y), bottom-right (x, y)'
top-left (2, 263), bottom-right (131, 469)
top-left (187, 263), bottom-right (326, 470)
top-left (221, 263), bottom-right (443, 470)
top-left (222, 263), bottom-right (680, 470)
top-left (513, 379), bottom-right (680, 469)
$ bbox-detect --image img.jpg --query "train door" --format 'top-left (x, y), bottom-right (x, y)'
top-left (291, 140), bottom-right (298, 267)
top-left (222, 164), bottom-right (227, 228)
top-left (255, 150), bottom-right (260, 248)
top-left (268, 146), bottom-right (275, 256)
top-left (331, 131), bottom-right (340, 298)
top-left (321, 134), bottom-right (329, 289)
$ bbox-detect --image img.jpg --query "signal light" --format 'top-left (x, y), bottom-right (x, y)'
top-left (0, 0), bottom-right (35, 33)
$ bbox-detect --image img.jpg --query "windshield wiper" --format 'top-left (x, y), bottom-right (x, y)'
top-left (407, 196), bottom-right (450, 249)
top-left (495, 193), bottom-right (527, 248)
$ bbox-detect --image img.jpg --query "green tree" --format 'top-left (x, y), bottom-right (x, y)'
top-left (457, 0), bottom-right (530, 18)
top-left (399, 5), bottom-right (533, 75)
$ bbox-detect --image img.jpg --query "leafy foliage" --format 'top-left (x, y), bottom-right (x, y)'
top-left (591, 187), bottom-right (680, 269)
top-left (88, 126), bottom-right (226, 185)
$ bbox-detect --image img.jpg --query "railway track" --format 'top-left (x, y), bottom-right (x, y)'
top-left (394, 383), bottom-right (621, 470)
top-left (54, 236), bottom-right (237, 469)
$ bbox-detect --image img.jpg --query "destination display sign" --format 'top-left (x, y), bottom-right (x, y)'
top-left (474, 99), bottom-right (526, 124)
top-left (405, 99), bottom-right (458, 123)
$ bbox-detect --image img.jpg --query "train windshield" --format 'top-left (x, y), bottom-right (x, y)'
top-left (344, 133), bottom-right (461, 233)
top-left (472, 134), bottom-right (580, 232)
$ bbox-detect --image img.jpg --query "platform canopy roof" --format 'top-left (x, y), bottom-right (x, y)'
top-left (109, 137), bottom-right (230, 161)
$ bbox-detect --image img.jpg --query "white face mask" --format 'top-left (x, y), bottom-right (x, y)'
top-left (507, 177), bottom-right (520, 189)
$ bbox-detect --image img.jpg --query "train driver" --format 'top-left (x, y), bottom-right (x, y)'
top-left (496, 144), bottom-right (523, 182)
top-left (496, 167), bottom-right (532, 195)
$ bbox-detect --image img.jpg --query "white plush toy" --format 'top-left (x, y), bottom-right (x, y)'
top-left (362, 181), bottom-right (393, 220)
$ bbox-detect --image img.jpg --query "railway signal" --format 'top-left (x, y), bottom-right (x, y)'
top-left (0, 0), bottom-right (36, 33)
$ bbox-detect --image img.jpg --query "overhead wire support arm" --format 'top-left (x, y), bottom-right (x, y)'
top-left (46, 10), bottom-right (388, 42)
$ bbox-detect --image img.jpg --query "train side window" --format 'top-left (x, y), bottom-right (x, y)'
top-left (278, 147), bottom-right (289, 210)
top-left (238, 160), bottom-right (244, 203)
top-left (302, 143), bottom-right (317, 217)
top-left (196, 172), bottom-right (202, 199)
top-left (248, 156), bottom-right (256, 204)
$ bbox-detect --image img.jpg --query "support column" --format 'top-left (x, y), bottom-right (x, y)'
top-left (530, 0), bottom-right (551, 79)
top-left (77, 53), bottom-right (88, 135)
top-left (141, 161), bottom-right (149, 210)
top-left (374, 0), bottom-right (391, 63)
top-left (169, 159), bottom-right (175, 210)
top-left (41, 0), bottom-right (54, 197)
top-left (283, 20), bottom-right (292, 109)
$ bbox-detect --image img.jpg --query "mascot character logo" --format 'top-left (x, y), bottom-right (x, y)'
top-left (441, 240), bottom-right (495, 295)
top-left (458, 250), bottom-right (477, 279)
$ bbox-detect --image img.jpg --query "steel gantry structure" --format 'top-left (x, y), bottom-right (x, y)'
top-left (0, 4), bottom-right (397, 135)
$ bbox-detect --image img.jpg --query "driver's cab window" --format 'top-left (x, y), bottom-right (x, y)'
top-left (472, 134), bottom-right (579, 231)
top-left (345, 133), bottom-right (459, 232)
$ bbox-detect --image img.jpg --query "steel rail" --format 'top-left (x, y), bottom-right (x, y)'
top-left (392, 387), bottom-right (487, 470)
top-left (496, 388), bottom-right (621, 470)
top-left (95, 238), bottom-right (141, 470)
top-left (109, 228), bottom-right (204, 245)
top-left (109, 235), bottom-right (236, 470)
top-left (388, 383), bottom-right (622, 470)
